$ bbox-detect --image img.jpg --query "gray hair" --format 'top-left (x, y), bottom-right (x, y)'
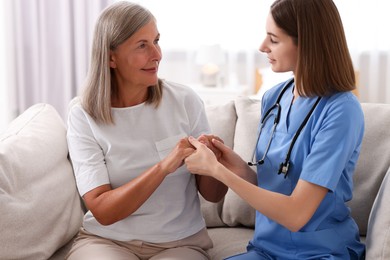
top-left (82, 1), bottom-right (163, 124)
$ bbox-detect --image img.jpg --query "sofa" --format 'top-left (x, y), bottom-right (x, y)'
top-left (1, 97), bottom-right (389, 260)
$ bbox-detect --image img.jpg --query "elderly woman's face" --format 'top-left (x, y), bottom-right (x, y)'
top-left (109, 20), bottom-right (162, 89)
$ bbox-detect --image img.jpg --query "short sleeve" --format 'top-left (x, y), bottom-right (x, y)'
top-left (300, 96), bottom-right (364, 192)
top-left (185, 88), bottom-right (211, 138)
top-left (67, 105), bottom-right (110, 196)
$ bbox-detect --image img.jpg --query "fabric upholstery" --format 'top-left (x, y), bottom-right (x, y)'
top-left (0, 103), bottom-right (83, 260)
top-left (366, 167), bottom-right (390, 259)
top-left (202, 98), bottom-right (260, 228)
top-left (207, 227), bottom-right (253, 260)
top-left (232, 96), bottom-right (262, 163)
top-left (348, 103), bottom-right (390, 235)
top-left (204, 100), bottom-right (236, 149)
top-left (220, 97), bottom-right (260, 227)
top-left (201, 100), bottom-right (237, 227)
top-left (1, 98), bottom-right (389, 260)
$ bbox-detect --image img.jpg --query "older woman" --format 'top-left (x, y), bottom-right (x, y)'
top-left (66, 2), bottom-right (226, 260)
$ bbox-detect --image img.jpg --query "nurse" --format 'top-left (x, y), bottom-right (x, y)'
top-left (185, 0), bottom-right (365, 259)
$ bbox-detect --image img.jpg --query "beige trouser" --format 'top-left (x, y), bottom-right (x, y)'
top-left (65, 227), bottom-right (213, 260)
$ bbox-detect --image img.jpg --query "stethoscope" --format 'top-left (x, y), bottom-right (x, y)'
top-left (248, 78), bottom-right (321, 178)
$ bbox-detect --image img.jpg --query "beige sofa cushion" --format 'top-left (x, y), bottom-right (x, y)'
top-left (348, 103), bottom-right (390, 236)
top-left (205, 100), bottom-right (236, 149)
top-left (0, 103), bottom-right (83, 260)
top-left (221, 97), bottom-right (261, 227)
top-left (232, 97), bottom-right (262, 163)
top-left (207, 227), bottom-right (253, 259)
top-left (202, 97), bottom-right (260, 228)
top-left (202, 100), bottom-right (237, 227)
top-left (366, 167), bottom-right (390, 259)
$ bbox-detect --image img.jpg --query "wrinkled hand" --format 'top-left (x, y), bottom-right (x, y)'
top-left (160, 138), bottom-right (195, 175)
top-left (197, 134), bottom-right (224, 161)
top-left (185, 136), bottom-right (220, 177)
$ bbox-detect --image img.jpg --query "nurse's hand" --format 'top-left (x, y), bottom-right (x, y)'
top-left (185, 136), bottom-right (220, 177)
top-left (160, 138), bottom-right (195, 175)
top-left (197, 134), bottom-right (224, 161)
top-left (206, 136), bottom-right (250, 178)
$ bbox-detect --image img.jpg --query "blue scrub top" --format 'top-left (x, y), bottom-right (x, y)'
top-left (251, 79), bottom-right (365, 259)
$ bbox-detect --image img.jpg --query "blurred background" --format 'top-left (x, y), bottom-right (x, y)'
top-left (1, 0), bottom-right (390, 132)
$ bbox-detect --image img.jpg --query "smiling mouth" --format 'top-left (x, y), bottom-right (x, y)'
top-left (268, 58), bottom-right (276, 63)
top-left (144, 61), bottom-right (159, 72)
top-left (143, 67), bottom-right (158, 72)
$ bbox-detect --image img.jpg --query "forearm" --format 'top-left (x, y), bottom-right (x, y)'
top-left (196, 175), bottom-right (228, 202)
top-left (84, 163), bottom-right (168, 225)
top-left (220, 157), bottom-right (258, 185)
top-left (237, 164), bottom-right (258, 185)
top-left (215, 165), bottom-right (326, 232)
top-left (87, 137), bottom-right (194, 225)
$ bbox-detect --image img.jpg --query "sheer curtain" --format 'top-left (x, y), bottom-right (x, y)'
top-left (138, 0), bottom-right (390, 103)
top-left (3, 0), bottom-right (114, 123)
top-left (335, 0), bottom-right (390, 103)
top-left (137, 0), bottom-right (271, 91)
top-left (0, 2), bottom-right (8, 132)
top-left (1, 0), bottom-right (390, 132)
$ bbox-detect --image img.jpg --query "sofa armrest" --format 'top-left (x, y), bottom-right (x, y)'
top-left (366, 167), bottom-right (390, 259)
top-left (0, 103), bottom-right (83, 260)
top-left (348, 103), bottom-right (390, 235)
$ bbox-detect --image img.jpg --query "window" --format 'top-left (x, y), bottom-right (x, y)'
top-left (132, 0), bottom-right (390, 52)
top-left (134, 0), bottom-right (269, 51)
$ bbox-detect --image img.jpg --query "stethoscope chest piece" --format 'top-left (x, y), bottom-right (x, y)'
top-left (278, 161), bottom-right (290, 178)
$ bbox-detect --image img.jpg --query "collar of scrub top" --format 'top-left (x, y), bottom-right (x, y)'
top-left (248, 78), bottom-right (321, 178)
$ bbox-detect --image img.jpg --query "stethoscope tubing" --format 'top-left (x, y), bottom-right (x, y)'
top-left (248, 78), bottom-right (321, 178)
top-left (248, 79), bottom-right (293, 167)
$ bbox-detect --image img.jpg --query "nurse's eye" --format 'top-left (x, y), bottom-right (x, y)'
top-left (270, 37), bottom-right (278, 44)
top-left (154, 38), bottom-right (160, 45)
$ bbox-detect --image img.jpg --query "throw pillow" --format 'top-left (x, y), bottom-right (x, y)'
top-left (221, 97), bottom-right (261, 227)
top-left (0, 103), bottom-right (83, 260)
top-left (202, 100), bottom-right (237, 227)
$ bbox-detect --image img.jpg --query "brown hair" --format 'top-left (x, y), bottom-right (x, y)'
top-left (271, 0), bottom-right (355, 97)
top-left (82, 1), bottom-right (163, 124)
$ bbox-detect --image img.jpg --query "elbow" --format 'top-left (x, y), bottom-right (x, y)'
top-left (90, 208), bottom-right (122, 226)
top-left (201, 186), bottom-right (228, 203)
top-left (285, 223), bottom-right (304, 233)
top-left (97, 219), bottom-right (114, 226)
top-left (87, 203), bottom-right (138, 226)
top-left (283, 214), bottom-right (310, 232)
top-left (93, 214), bottom-right (116, 226)
top-left (200, 192), bottom-right (223, 203)
top-left (283, 213), bottom-right (311, 232)
top-left (204, 194), bottom-right (225, 203)
top-left (90, 206), bottom-right (136, 226)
